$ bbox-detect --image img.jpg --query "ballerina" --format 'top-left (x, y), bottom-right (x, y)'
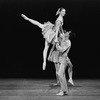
top-left (21, 8), bottom-right (66, 71)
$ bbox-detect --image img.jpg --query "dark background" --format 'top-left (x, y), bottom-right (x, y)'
top-left (1, 0), bottom-right (100, 79)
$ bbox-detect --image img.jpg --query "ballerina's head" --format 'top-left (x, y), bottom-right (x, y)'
top-left (56, 8), bottom-right (66, 16)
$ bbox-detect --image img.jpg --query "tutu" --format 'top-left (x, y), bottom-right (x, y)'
top-left (42, 21), bottom-right (56, 43)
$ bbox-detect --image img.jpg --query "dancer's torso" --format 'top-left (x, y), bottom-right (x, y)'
top-left (48, 38), bottom-right (71, 63)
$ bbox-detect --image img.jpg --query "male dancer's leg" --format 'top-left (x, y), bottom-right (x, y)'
top-left (52, 63), bottom-right (60, 86)
top-left (68, 60), bottom-right (74, 85)
top-left (56, 60), bottom-right (68, 96)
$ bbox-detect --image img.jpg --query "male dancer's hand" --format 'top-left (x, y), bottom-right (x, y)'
top-left (43, 61), bottom-right (46, 70)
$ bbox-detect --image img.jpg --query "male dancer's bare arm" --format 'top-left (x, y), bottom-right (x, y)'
top-left (21, 14), bottom-right (44, 29)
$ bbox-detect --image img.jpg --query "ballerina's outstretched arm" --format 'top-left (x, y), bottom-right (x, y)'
top-left (21, 14), bottom-right (44, 29)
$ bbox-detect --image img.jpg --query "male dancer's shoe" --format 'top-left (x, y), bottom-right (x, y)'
top-left (56, 90), bottom-right (68, 96)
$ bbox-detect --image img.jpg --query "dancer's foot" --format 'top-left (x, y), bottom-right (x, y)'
top-left (56, 91), bottom-right (68, 96)
top-left (68, 79), bottom-right (74, 86)
top-left (52, 82), bottom-right (60, 86)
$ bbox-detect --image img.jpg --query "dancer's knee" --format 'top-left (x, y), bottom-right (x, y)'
top-left (58, 71), bottom-right (63, 78)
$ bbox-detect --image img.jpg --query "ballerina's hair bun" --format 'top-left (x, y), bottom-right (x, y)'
top-left (56, 8), bottom-right (61, 15)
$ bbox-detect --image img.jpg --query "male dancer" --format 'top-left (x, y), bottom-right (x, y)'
top-left (55, 31), bottom-right (72, 96)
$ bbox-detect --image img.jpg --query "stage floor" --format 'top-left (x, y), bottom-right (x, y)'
top-left (0, 79), bottom-right (100, 100)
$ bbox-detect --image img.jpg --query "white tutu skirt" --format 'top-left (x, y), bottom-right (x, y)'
top-left (42, 21), bottom-right (56, 43)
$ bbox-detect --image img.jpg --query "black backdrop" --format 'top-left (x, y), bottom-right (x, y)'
top-left (1, 0), bottom-right (100, 79)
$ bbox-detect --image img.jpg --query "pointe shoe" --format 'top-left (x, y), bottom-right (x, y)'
top-left (68, 79), bottom-right (74, 86)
